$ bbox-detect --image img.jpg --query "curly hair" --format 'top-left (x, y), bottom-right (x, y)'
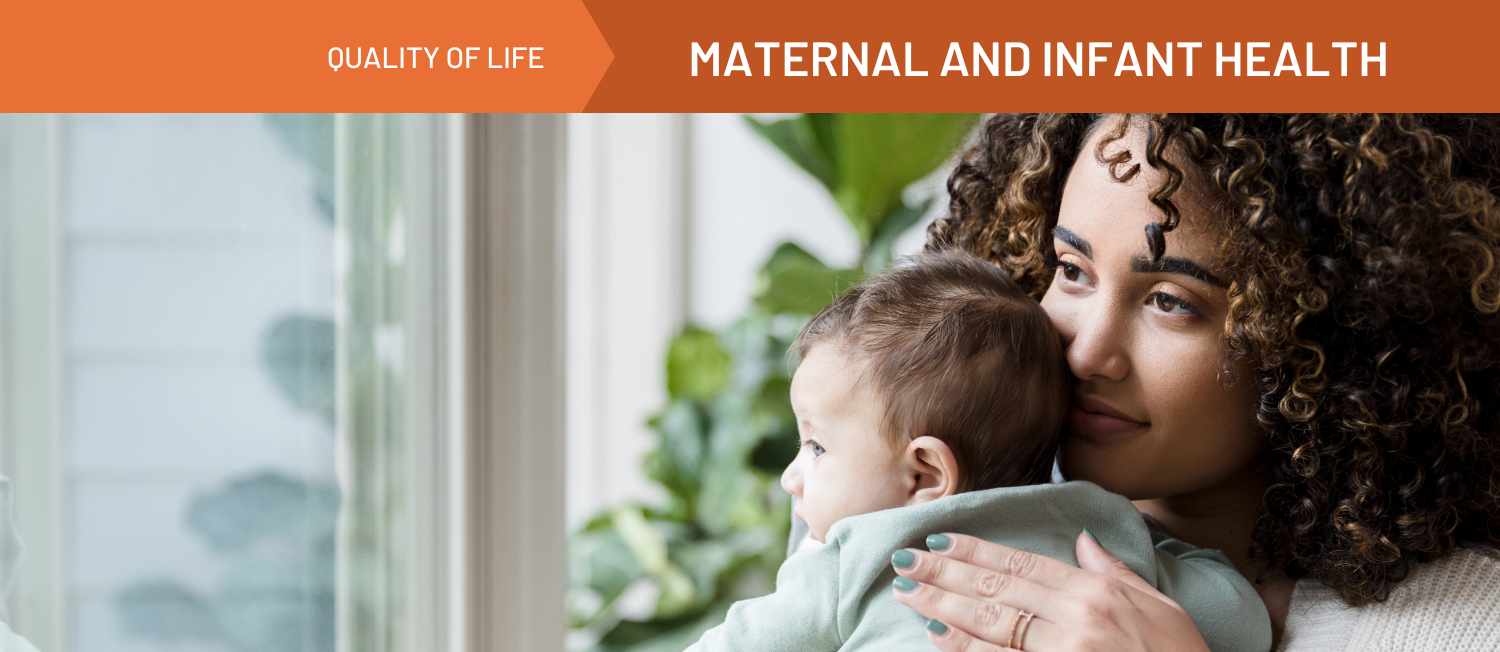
top-left (928, 113), bottom-right (1500, 607)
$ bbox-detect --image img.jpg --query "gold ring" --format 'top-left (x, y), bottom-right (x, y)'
top-left (1005, 610), bottom-right (1034, 650)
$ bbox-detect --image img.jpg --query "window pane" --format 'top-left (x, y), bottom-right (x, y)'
top-left (0, 113), bottom-right (458, 652)
top-left (65, 114), bottom-right (337, 652)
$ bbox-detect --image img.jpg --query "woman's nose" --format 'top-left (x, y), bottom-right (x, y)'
top-left (1066, 301), bottom-right (1131, 382)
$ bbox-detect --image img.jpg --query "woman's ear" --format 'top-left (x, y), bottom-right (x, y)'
top-left (902, 436), bottom-right (961, 505)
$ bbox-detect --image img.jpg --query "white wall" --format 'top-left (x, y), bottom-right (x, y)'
top-left (564, 114), bottom-right (684, 529)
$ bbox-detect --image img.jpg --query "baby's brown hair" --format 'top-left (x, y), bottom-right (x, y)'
top-left (794, 249), bottom-right (1069, 492)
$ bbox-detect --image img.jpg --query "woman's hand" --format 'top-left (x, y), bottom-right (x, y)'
top-left (891, 532), bottom-right (1210, 652)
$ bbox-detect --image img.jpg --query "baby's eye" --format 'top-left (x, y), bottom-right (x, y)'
top-left (809, 442), bottom-right (826, 458)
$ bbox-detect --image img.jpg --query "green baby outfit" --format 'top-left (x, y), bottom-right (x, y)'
top-left (687, 481), bottom-right (1271, 652)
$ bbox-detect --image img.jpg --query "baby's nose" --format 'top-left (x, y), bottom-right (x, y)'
top-left (780, 463), bottom-right (803, 497)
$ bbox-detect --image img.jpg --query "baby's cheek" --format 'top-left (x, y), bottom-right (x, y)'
top-left (839, 472), bottom-right (902, 518)
top-left (800, 476), bottom-right (832, 531)
top-left (806, 472), bottom-right (854, 531)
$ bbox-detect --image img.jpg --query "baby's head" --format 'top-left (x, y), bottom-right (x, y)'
top-left (781, 249), bottom-right (1069, 542)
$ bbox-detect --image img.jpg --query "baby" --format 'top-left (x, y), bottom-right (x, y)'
top-left (687, 249), bottom-right (1270, 652)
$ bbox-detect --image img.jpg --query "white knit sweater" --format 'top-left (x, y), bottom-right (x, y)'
top-left (1276, 548), bottom-right (1500, 651)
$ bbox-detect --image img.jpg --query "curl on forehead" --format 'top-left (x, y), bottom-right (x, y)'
top-left (1080, 114), bottom-right (1231, 261)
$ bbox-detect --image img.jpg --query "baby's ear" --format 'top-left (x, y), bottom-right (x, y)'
top-left (902, 436), bottom-right (961, 506)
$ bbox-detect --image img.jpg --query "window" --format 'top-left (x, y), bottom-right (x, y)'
top-left (0, 114), bottom-right (567, 652)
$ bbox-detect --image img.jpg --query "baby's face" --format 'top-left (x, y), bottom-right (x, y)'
top-left (781, 345), bottom-right (910, 543)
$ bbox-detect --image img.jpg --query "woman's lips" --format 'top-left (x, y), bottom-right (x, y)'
top-left (1069, 394), bottom-right (1148, 438)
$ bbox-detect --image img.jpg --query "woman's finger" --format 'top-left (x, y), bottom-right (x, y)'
top-left (922, 621), bottom-right (1011, 652)
top-left (892, 544), bottom-right (1074, 619)
top-left (893, 578), bottom-right (1066, 650)
top-left (1074, 531), bottom-right (1176, 608)
top-left (926, 532), bottom-right (1106, 594)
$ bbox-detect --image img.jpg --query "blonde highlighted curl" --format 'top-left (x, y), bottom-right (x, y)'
top-left (928, 114), bottom-right (1500, 606)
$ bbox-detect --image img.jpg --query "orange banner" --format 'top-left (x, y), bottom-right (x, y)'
top-left (2, 0), bottom-right (612, 112)
top-left (583, 0), bottom-right (1500, 111)
top-left (2, 0), bottom-right (1496, 111)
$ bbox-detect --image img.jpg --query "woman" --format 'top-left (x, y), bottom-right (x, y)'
top-left (889, 114), bottom-right (1500, 651)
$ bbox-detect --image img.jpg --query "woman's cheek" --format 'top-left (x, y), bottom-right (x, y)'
top-left (1039, 285), bottom-right (1078, 342)
top-left (1061, 334), bottom-right (1256, 499)
top-left (1124, 351), bottom-right (1262, 497)
top-left (1176, 366), bottom-right (1263, 474)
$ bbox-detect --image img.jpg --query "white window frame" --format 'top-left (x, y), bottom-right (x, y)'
top-left (0, 113), bottom-right (69, 652)
top-left (462, 113), bottom-right (568, 652)
top-left (0, 113), bottom-right (571, 652)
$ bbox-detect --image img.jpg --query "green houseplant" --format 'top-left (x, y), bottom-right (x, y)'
top-left (567, 113), bottom-right (978, 651)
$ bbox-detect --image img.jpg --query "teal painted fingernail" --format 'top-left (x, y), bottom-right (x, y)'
top-left (893, 576), bottom-right (918, 592)
top-left (926, 533), bottom-right (951, 551)
top-left (926, 619), bottom-right (949, 635)
top-left (1082, 528), bottom-right (1099, 544)
top-left (892, 549), bottom-right (915, 569)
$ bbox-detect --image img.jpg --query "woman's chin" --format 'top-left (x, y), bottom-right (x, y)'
top-left (1058, 438), bottom-right (1155, 499)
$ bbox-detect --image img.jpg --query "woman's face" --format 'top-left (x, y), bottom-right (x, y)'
top-left (1042, 125), bottom-right (1263, 500)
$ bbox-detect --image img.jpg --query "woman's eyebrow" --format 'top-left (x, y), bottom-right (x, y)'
top-left (1052, 226), bottom-right (1093, 259)
top-left (1131, 254), bottom-right (1226, 288)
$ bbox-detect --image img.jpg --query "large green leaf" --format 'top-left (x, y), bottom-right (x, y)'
top-left (748, 376), bottom-right (798, 474)
top-left (833, 113), bottom-right (977, 246)
top-left (570, 527), bottom-right (647, 612)
top-left (261, 315), bottom-right (336, 423)
top-left (265, 114), bottom-right (335, 224)
top-left (116, 582), bottom-right (221, 642)
top-left (643, 399), bottom-right (707, 516)
top-left (666, 328), bottom-right (731, 401)
top-left (185, 472), bottom-right (339, 553)
top-left (672, 539), bottom-right (741, 606)
top-left (597, 601), bottom-right (732, 652)
top-left (717, 313), bottom-right (780, 391)
top-left (612, 508), bottom-right (699, 618)
top-left (752, 242), bottom-right (862, 316)
top-left (747, 113), bottom-right (976, 252)
top-left (743, 114), bottom-right (838, 192)
top-left (863, 197), bottom-right (935, 272)
top-left (696, 391), bottom-right (761, 537)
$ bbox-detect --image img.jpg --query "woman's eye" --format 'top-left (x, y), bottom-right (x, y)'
top-left (1150, 292), bottom-right (1197, 315)
top-left (1056, 261), bottom-right (1092, 285)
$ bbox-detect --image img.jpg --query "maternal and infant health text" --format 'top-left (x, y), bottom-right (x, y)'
top-left (689, 41), bottom-right (1390, 78)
